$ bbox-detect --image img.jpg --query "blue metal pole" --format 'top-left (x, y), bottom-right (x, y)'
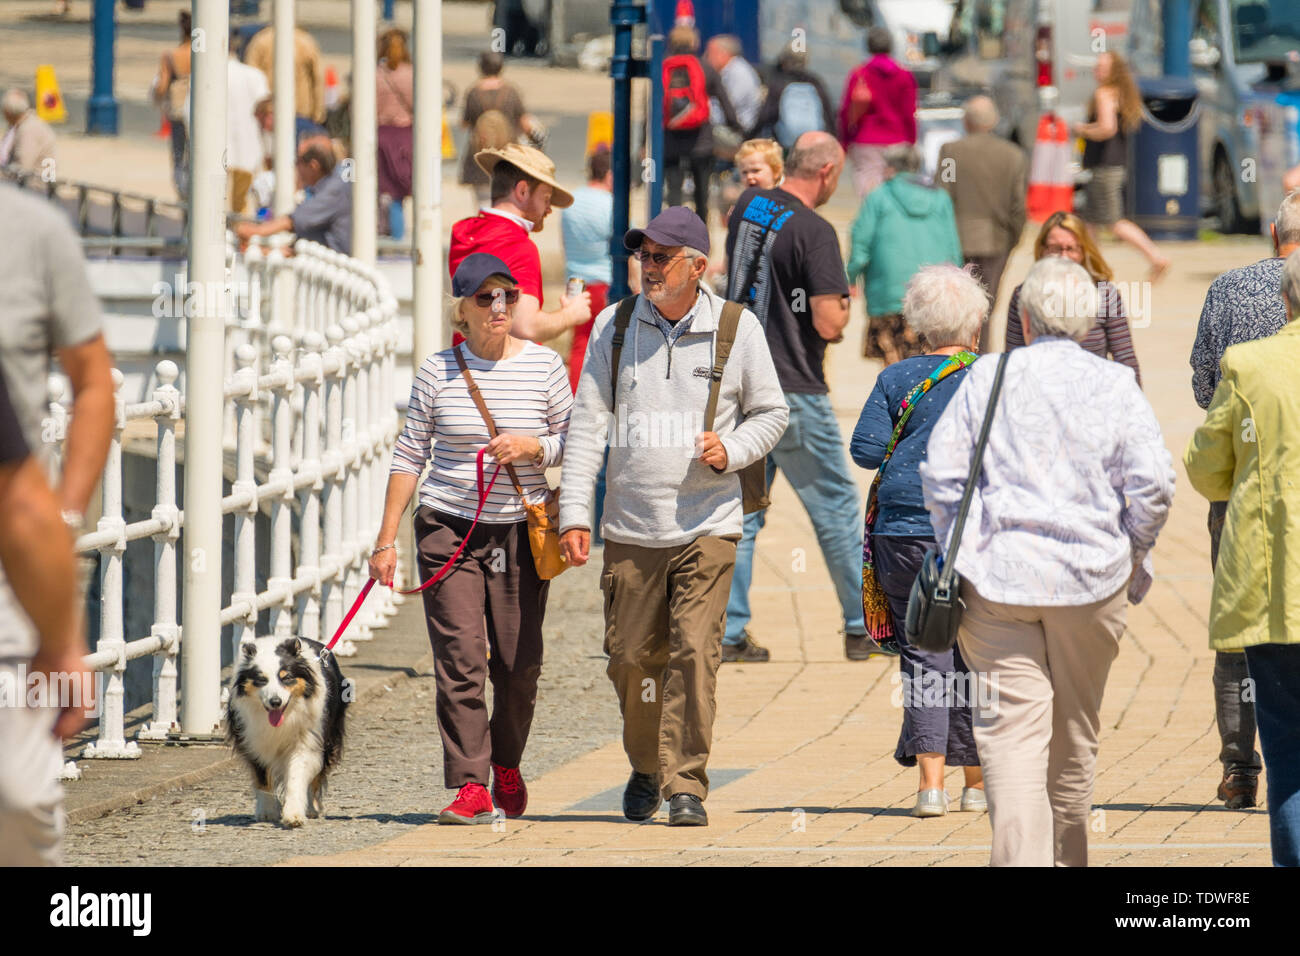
top-left (383, 0), bottom-right (396, 21)
top-left (87, 0), bottom-right (119, 135)
top-left (648, 31), bottom-right (665, 219)
top-left (1162, 0), bottom-right (1191, 78)
top-left (610, 1), bottom-right (646, 301)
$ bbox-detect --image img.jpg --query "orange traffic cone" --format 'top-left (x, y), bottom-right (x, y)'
top-left (324, 66), bottom-right (340, 110)
top-left (1026, 112), bottom-right (1073, 222)
top-left (155, 113), bottom-right (172, 139)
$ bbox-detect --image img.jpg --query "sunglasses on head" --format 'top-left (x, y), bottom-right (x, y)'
top-left (475, 288), bottom-right (520, 306)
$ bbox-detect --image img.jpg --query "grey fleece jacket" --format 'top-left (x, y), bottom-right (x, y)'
top-left (559, 284), bottom-right (789, 548)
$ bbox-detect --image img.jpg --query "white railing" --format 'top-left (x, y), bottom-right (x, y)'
top-left (47, 238), bottom-right (403, 759)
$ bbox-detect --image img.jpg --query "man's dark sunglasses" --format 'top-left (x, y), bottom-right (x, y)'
top-left (475, 289), bottom-right (520, 306)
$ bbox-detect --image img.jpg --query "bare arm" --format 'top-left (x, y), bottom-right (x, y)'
top-left (509, 291), bottom-right (591, 343)
top-left (368, 471), bottom-right (419, 587)
top-left (57, 334), bottom-right (115, 514)
top-left (0, 456), bottom-right (90, 738)
top-left (810, 293), bottom-right (850, 342)
top-left (1077, 88), bottom-right (1119, 140)
top-left (235, 215), bottom-right (294, 241)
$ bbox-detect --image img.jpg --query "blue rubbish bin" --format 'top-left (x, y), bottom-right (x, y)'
top-left (1128, 77), bottom-right (1201, 240)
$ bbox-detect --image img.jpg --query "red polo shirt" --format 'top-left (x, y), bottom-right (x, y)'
top-left (448, 209), bottom-right (543, 305)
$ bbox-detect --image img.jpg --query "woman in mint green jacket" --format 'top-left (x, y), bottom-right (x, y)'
top-left (1184, 248), bottom-right (1300, 867)
top-left (847, 144), bottom-right (962, 365)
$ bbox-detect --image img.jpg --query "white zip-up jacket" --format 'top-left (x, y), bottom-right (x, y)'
top-left (559, 284), bottom-right (789, 548)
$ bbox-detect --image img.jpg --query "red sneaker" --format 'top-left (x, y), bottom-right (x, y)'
top-left (438, 783), bottom-right (495, 825)
top-left (492, 763), bottom-right (528, 818)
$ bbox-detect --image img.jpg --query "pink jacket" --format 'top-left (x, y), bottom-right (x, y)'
top-left (838, 55), bottom-right (917, 147)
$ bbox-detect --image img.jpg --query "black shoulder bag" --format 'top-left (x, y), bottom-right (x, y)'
top-left (904, 352), bottom-right (1009, 653)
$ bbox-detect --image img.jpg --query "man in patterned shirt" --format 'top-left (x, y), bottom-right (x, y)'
top-left (1188, 189), bottom-right (1300, 811)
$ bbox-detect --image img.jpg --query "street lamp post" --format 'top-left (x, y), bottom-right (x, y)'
top-left (87, 0), bottom-right (119, 134)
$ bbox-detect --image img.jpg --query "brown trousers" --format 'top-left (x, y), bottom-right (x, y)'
top-left (601, 536), bottom-right (738, 801)
top-left (415, 507), bottom-right (547, 789)
top-left (957, 581), bottom-right (1126, 867)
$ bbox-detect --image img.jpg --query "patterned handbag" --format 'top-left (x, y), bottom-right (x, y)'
top-left (862, 351), bottom-right (977, 643)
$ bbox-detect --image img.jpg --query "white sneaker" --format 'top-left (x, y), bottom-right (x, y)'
top-left (960, 787), bottom-right (987, 812)
top-left (912, 788), bottom-right (949, 817)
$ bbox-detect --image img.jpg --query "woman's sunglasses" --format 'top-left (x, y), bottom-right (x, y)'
top-left (475, 289), bottom-right (521, 307)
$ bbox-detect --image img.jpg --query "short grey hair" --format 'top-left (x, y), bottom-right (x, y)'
top-left (884, 144), bottom-right (921, 174)
top-left (2, 88), bottom-right (30, 119)
top-left (963, 95), bottom-right (998, 133)
top-left (681, 245), bottom-right (706, 262)
top-left (903, 264), bottom-right (989, 348)
top-left (1019, 257), bottom-right (1098, 341)
top-left (1276, 189), bottom-right (1300, 247)
top-left (1282, 247), bottom-right (1300, 317)
top-left (785, 131), bottom-right (843, 179)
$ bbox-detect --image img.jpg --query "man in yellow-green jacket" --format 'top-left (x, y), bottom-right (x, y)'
top-left (1185, 247), bottom-right (1300, 867)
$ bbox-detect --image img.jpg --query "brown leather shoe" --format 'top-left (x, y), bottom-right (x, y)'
top-left (845, 633), bottom-right (898, 661)
top-left (1217, 772), bottom-right (1258, 810)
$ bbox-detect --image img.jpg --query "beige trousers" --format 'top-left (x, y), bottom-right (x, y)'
top-left (957, 582), bottom-right (1126, 867)
top-left (601, 536), bottom-right (737, 801)
top-left (0, 664), bottom-right (65, 865)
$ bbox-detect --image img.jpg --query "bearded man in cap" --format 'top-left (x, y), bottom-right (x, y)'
top-left (450, 142), bottom-right (592, 342)
top-left (558, 206), bottom-right (788, 826)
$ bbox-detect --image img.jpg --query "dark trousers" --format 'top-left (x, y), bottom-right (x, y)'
top-left (1209, 500), bottom-right (1261, 776)
top-left (874, 533), bottom-right (980, 767)
top-left (1243, 644), bottom-right (1300, 866)
top-left (415, 507), bottom-right (548, 789)
top-left (964, 252), bottom-right (1009, 353)
top-left (664, 151), bottom-right (712, 223)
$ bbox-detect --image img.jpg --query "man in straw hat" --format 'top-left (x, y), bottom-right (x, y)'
top-left (450, 142), bottom-right (592, 343)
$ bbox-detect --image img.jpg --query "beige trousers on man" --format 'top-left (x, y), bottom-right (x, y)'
top-left (601, 536), bottom-right (737, 801)
top-left (957, 582), bottom-right (1126, 867)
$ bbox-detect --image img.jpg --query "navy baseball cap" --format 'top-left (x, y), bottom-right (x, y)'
top-left (451, 253), bottom-right (516, 297)
top-left (623, 206), bottom-right (710, 256)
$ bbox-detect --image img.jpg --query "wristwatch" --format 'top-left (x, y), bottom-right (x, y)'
top-left (530, 442), bottom-right (545, 466)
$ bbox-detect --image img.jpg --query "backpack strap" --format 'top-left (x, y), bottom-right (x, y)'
top-left (609, 295), bottom-right (638, 400)
top-left (703, 301), bottom-right (744, 434)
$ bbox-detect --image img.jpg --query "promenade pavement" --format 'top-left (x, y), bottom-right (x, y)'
top-left (278, 225), bottom-right (1276, 867)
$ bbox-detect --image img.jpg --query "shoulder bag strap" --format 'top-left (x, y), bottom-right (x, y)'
top-left (609, 295), bottom-right (638, 398)
top-left (939, 351), bottom-right (1010, 589)
top-left (703, 301), bottom-right (743, 433)
top-left (453, 344), bottom-right (526, 497)
top-left (878, 350), bottom-right (977, 473)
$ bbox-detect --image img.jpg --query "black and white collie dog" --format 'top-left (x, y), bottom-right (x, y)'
top-left (227, 636), bottom-right (347, 828)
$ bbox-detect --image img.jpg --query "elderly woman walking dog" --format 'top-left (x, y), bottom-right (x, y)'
top-left (921, 256), bottom-right (1175, 866)
top-left (370, 253), bottom-right (572, 825)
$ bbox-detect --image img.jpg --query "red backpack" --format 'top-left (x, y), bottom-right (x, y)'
top-left (663, 54), bottom-right (710, 131)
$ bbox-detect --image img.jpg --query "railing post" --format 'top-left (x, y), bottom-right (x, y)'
top-left (230, 344), bottom-right (260, 655)
top-left (296, 331), bottom-right (325, 642)
top-left (83, 369), bottom-right (138, 759)
top-left (138, 361), bottom-right (183, 741)
top-left (339, 315), bottom-right (371, 644)
top-left (268, 335), bottom-right (296, 638)
top-left (321, 324), bottom-right (352, 654)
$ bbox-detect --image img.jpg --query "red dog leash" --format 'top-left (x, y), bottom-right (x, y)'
top-left (325, 448), bottom-right (502, 651)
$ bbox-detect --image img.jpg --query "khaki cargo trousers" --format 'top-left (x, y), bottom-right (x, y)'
top-left (601, 535), bottom-right (738, 801)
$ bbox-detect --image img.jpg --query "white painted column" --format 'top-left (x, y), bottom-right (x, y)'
top-left (351, 0), bottom-right (377, 266)
top-left (180, 0), bottom-right (229, 737)
top-left (272, 0), bottom-right (296, 218)
top-left (412, 0), bottom-right (444, 370)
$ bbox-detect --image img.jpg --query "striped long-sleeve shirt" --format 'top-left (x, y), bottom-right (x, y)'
top-left (1004, 281), bottom-right (1142, 387)
top-left (391, 341), bottom-right (572, 522)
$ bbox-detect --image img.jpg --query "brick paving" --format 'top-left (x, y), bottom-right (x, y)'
top-left (282, 229), bottom-right (1277, 867)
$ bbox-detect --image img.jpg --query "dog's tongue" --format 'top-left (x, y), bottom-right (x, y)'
top-left (268, 707), bottom-right (285, 727)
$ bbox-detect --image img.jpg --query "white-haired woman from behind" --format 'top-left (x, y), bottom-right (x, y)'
top-left (851, 264), bottom-right (988, 818)
top-left (919, 256), bottom-right (1176, 867)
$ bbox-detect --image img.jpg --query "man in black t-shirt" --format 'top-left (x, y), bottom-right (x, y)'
top-left (722, 131), bottom-right (876, 663)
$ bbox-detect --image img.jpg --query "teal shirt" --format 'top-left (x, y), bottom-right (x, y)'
top-left (846, 174), bottom-right (962, 316)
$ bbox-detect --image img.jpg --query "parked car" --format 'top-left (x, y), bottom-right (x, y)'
top-left (1129, 0), bottom-right (1300, 232)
